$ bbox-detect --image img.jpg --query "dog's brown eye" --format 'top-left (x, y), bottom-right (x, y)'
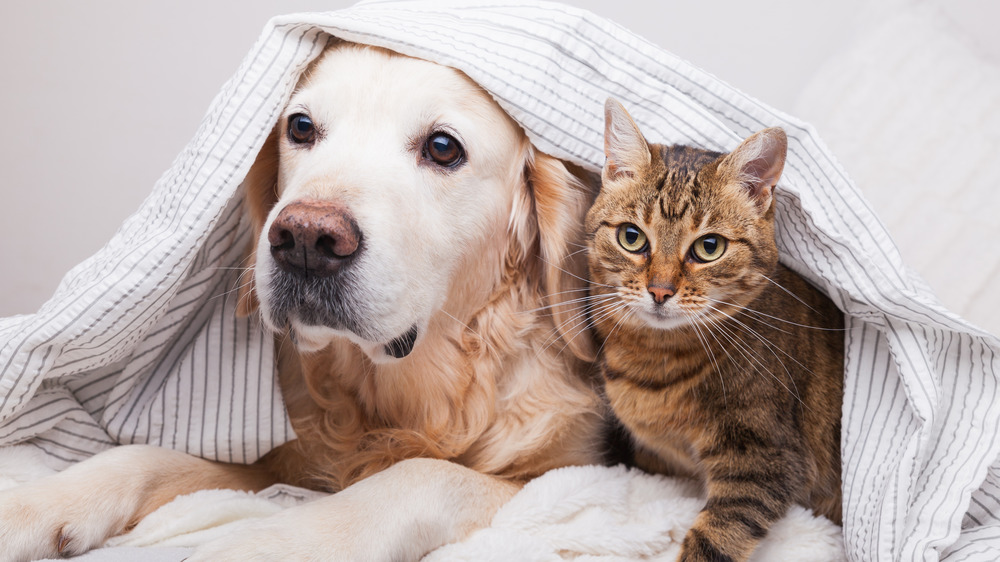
top-left (424, 132), bottom-right (464, 168)
top-left (288, 113), bottom-right (316, 144)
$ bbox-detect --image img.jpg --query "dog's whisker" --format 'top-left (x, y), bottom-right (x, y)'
top-left (440, 309), bottom-right (502, 363)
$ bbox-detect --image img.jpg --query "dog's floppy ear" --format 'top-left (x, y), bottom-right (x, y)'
top-left (236, 127), bottom-right (280, 318)
top-left (527, 151), bottom-right (598, 362)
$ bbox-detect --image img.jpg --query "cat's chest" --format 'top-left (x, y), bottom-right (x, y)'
top-left (600, 347), bottom-right (712, 457)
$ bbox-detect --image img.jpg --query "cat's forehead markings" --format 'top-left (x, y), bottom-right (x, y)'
top-left (635, 202), bottom-right (652, 228)
top-left (697, 212), bottom-right (711, 231)
top-left (659, 195), bottom-right (691, 222)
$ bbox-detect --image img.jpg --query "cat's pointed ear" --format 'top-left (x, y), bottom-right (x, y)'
top-left (603, 98), bottom-right (651, 183)
top-left (720, 127), bottom-right (787, 212)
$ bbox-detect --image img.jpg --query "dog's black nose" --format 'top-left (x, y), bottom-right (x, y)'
top-left (268, 200), bottom-right (362, 277)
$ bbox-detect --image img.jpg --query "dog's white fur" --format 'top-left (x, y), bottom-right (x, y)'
top-left (0, 42), bottom-right (606, 561)
top-left (256, 44), bottom-right (526, 359)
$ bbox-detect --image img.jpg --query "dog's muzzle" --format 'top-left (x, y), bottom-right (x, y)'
top-left (262, 198), bottom-right (374, 338)
top-left (268, 200), bottom-right (362, 277)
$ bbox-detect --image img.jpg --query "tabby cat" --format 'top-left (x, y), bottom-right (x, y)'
top-left (587, 99), bottom-right (844, 562)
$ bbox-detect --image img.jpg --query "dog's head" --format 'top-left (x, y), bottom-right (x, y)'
top-left (239, 43), bottom-right (594, 363)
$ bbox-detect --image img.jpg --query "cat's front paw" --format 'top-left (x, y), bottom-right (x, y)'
top-left (678, 524), bottom-right (759, 562)
top-left (678, 530), bottom-right (725, 562)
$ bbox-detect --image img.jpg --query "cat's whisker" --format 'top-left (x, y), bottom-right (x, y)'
top-left (713, 309), bottom-right (799, 395)
top-left (706, 305), bottom-right (804, 406)
top-left (536, 292), bottom-right (617, 328)
top-left (699, 297), bottom-right (791, 334)
top-left (694, 316), bottom-right (744, 404)
top-left (577, 298), bottom-right (631, 336)
top-left (707, 318), bottom-right (784, 399)
top-left (589, 299), bottom-right (631, 328)
top-left (537, 256), bottom-right (617, 289)
top-left (538, 298), bottom-right (622, 354)
top-left (706, 301), bottom-right (823, 380)
top-left (524, 287), bottom-right (608, 315)
top-left (542, 302), bottom-right (615, 349)
top-left (701, 310), bottom-right (773, 374)
top-left (704, 305), bottom-right (780, 370)
top-left (592, 303), bottom-right (635, 360)
top-left (552, 304), bottom-right (623, 357)
top-left (759, 274), bottom-right (821, 314)
top-left (703, 296), bottom-right (844, 332)
top-left (541, 286), bottom-right (598, 297)
top-left (559, 298), bottom-right (620, 334)
top-left (683, 312), bottom-right (726, 404)
top-left (522, 293), bottom-right (618, 316)
top-left (544, 300), bottom-right (628, 357)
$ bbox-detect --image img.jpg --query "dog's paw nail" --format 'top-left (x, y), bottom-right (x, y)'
top-left (56, 528), bottom-right (72, 556)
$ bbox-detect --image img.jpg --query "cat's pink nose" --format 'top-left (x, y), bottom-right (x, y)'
top-left (648, 284), bottom-right (675, 304)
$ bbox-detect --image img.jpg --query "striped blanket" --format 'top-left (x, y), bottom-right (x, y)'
top-left (1, 1), bottom-right (998, 559)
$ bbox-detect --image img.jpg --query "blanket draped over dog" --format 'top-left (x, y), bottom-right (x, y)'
top-left (1, 1), bottom-right (998, 560)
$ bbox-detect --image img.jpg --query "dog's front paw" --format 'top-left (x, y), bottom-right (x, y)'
top-left (184, 494), bottom-right (390, 562)
top-left (185, 523), bottom-right (307, 562)
top-left (0, 491), bottom-right (63, 562)
top-left (0, 446), bottom-right (174, 562)
top-left (0, 481), bottom-right (121, 562)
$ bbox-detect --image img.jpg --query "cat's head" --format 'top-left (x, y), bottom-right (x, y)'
top-left (585, 98), bottom-right (787, 331)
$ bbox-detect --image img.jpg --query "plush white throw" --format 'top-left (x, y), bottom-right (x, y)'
top-left (0, 446), bottom-right (844, 561)
top-left (1, 1), bottom-right (999, 560)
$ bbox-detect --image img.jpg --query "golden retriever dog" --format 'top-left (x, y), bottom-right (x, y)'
top-left (0, 42), bottom-right (607, 561)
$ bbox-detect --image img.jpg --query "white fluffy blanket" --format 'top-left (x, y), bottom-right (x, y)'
top-left (0, 446), bottom-right (843, 561)
top-left (2, 0), bottom-right (999, 560)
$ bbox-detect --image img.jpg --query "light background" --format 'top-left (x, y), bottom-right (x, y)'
top-left (1, 0), bottom-right (997, 318)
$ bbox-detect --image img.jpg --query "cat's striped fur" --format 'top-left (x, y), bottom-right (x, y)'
top-left (588, 99), bottom-right (843, 562)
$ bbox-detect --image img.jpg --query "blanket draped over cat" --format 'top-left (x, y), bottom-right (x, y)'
top-left (0, 1), bottom-right (996, 559)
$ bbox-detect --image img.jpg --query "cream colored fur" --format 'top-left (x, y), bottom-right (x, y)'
top-left (0, 42), bottom-right (605, 561)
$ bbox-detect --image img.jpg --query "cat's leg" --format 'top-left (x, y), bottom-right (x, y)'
top-left (0, 444), bottom-right (274, 562)
top-left (678, 426), bottom-right (808, 562)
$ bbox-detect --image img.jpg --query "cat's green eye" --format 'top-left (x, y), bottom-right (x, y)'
top-left (691, 235), bottom-right (727, 262)
top-left (617, 224), bottom-right (648, 253)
